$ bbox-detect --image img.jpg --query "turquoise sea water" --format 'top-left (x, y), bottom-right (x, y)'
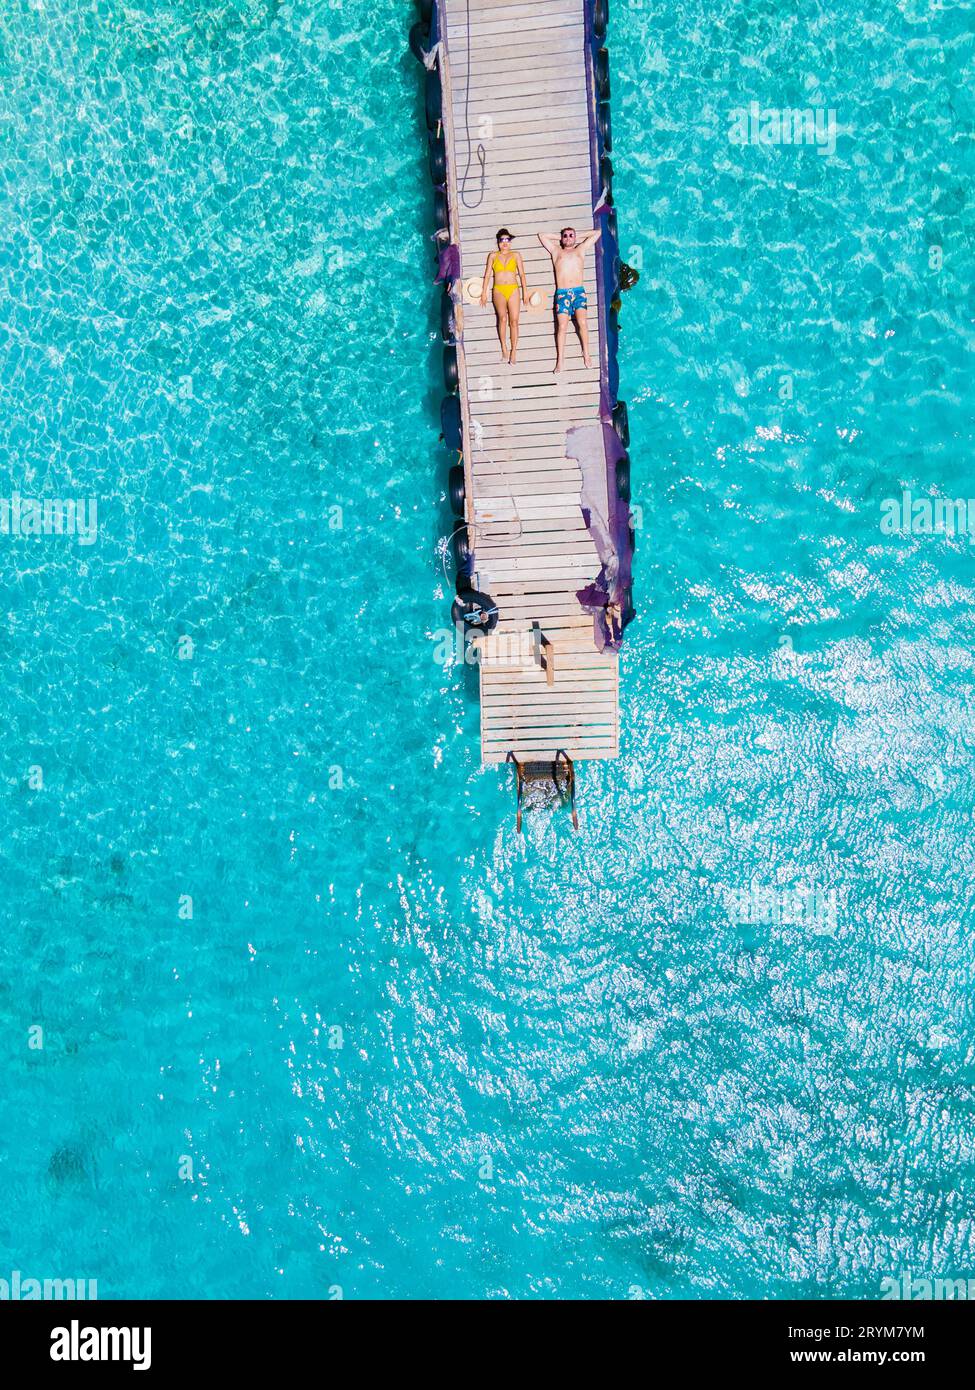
top-left (1, 0), bottom-right (973, 1300)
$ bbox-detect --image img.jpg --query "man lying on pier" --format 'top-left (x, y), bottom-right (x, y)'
top-left (537, 226), bottom-right (601, 373)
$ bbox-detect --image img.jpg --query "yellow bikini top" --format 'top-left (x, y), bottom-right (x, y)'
top-left (492, 254), bottom-right (517, 273)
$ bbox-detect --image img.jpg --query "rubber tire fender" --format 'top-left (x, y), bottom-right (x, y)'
top-left (608, 252), bottom-right (621, 299)
top-left (612, 400), bottom-right (629, 448)
top-left (452, 589), bottom-right (499, 635)
top-left (598, 101), bottom-right (612, 153)
top-left (441, 289), bottom-right (456, 342)
top-left (452, 523), bottom-right (471, 568)
top-left (441, 395), bottom-right (462, 448)
top-left (448, 463), bottom-right (465, 515)
top-left (615, 453), bottom-right (630, 503)
top-left (428, 132), bottom-right (446, 184)
top-left (608, 352), bottom-right (620, 404)
top-left (425, 69), bottom-right (442, 131)
top-left (443, 345), bottom-right (459, 393)
top-left (595, 48), bottom-right (610, 100)
top-left (409, 21), bottom-right (429, 64)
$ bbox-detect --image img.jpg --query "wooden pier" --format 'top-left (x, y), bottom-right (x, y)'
top-left (439, 0), bottom-right (620, 766)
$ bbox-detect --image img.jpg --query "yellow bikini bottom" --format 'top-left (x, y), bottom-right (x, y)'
top-left (494, 283), bottom-right (518, 301)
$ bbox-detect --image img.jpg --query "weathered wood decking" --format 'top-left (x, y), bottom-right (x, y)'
top-left (441, 0), bottom-right (619, 765)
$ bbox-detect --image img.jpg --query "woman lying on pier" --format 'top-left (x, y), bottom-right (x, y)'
top-left (480, 228), bottom-right (530, 364)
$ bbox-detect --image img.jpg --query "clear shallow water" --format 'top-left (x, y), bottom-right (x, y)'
top-left (0, 0), bottom-right (973, 1300)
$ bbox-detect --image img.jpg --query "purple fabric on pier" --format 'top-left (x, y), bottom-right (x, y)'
top-left (565, 422), bottom-right (632, 652)
top-left (436, 243), bottom-right (460, 284)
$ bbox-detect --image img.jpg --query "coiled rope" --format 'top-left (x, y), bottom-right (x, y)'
top-left (459, 0), bottom-right (486, 208)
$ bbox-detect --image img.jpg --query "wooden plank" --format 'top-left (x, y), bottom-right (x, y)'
top-left (445, 0), bottom-right (581, 20)
top-left (472, 486), bottom-right (583, 501)
top-left (464, 322), bottom-right (589, 342)
top-left (481, 749), bottom-right (615, 764)
top-left (482, 641), bottom-right (604, 663)
top-left (482, 719), bottom-right (616, 737)
top-left (483, 702), bottom-right (614, 720)
top-left (449, 71), bottom-right (588, 98)
top-left (470, 394), bottom-right (601, 417)
top-left (474, 445), bottom-right (593, 464)
top-left (481, 689), bottom-right (615, 704)
top-left (473, 481), bottom-right (583, 496)
top-left (476, 534), bottom-right (595, 554)
top-left (469, 369), bottom-right (598, 386)
top-left (482, 709), bottom-right (614, 726)
top-left (471, 397), bottom-right (595, 413)
top-left (473, 422), bottom-right (597, 444)
top-left (484, 731), bottom-right (615, 745)
top-left (455, 0), bottom-right (571, 10)
top-left (450, 112), bottom-right (590, 140)
top-left (474, 491), bottom-right (584, 506)
top-left (464, 337), bottom-right (599, 355)
top-left (447, 0), bottom-right (575, 17)
top-left (458, 210), bottom-right (596, 235)
top-left (489, 597), bottom-right (590, 611)
top-left (468, 403), bottom-right (601, 421)
top-left (483, 702), bottom-right (614, 721)
top-left (451, 125), bottom-right (591, 153)
top-left (477, 661), bottom-right (615, 679)
top-left (445, 12), bottom-right (584, 37)
top-left (459, 105), bottom-right (591, 135)
top-left (458, 246), bottom-right (597, 265)
top-left (464, 322), bottom-right (600, 343)
top-left (477, 529), bottom-right (591, 544)
top-left (483, 748), bottom-right (617, 760)
top-left (446, 41), bottom-right (583, 56)
top-left (491, 617), bottom-right (593, 632)
top-left (452, 146), bottom-right (591, 175)
top-left (475, 511), bottom-right (587, 528)
top-left (447, 59), bottom-right (585, 81)
top-left (483, 684), bottom-right (611, 699)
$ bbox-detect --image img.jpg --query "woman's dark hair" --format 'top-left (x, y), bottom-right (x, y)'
top-left (496, 228), bottom-right (514, 243)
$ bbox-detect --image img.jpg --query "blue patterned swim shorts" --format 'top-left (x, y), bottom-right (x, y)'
top-left (555, 285), bottom-right (587, 316)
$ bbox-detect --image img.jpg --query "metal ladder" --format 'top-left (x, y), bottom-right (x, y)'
top-left (506, 750), bottom-right (579, 834)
